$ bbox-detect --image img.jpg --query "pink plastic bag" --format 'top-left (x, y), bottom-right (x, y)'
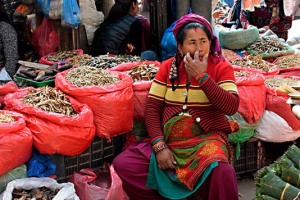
top-left (69, 164), bottom-right (129, 200)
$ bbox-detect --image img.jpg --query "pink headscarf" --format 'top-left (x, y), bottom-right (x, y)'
top-left (172, 13), bottom-right (222, 57)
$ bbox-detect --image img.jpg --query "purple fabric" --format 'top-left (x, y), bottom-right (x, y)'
top-left (112, 142), bottom-right (167, 200)
top-left (113, 141), bottom-right (239, 200)
top-left (172, 13), bottom-right (222, 57)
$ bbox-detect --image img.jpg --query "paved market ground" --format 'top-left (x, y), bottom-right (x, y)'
top-left (238, 178), bottom-right (256, 200)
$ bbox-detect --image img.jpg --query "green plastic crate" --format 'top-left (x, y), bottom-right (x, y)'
top-left (14, 75), bottom-right (55, 88)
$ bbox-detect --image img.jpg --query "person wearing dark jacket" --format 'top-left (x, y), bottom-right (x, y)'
top-left (91, 0), bottom-right (143, 56)
top-left (0, 13), bottom-right (18, 80)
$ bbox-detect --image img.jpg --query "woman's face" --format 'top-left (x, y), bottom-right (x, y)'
top-left (178, 27), bottom-right (211, 59)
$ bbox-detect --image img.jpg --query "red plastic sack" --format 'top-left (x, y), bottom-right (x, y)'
top-left (235, 71), bottom-right (267, 124)
top-left (32, 16), bottom-right (60, 57)
top-left (110, 61), bottom-right (160, 121)
top-left (265, 75), bottom-right (300, 130)
top-left (69, 164), bottom-right (129, 200)
top-left (39, 49), bottom-right (84, 65)
top-left (0, 81), bottom-right (18, 107)
top-left (0, 110), bottom-right (33, 176)
top-left (55, 69), bottom-right (134, 140)
top-left (4, 88), bottom-right (95, 156)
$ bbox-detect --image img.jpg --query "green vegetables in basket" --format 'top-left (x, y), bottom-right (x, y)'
top-left (285, 145), bottom-right (300, 170)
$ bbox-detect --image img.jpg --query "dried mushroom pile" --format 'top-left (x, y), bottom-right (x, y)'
top-left (12, 187), bottom-right (60, 200)
top-left (230, 55), bottom-right (276, 72)
top-left (234, 71), bottom-right (252, 77)
top-left (265, 77), bottom-right (300, 94)
top-left (275, 55), bottom-right (300, 69)
top-left (129, 63), bottom-right (158, 82)
top-left (247, 37), bottom-right (287, 54)
top-left (80, 54), bottom-right (145, 69)
top-left (21, 86), bottom-right (77, 117)
top-left (0, 113), bottom-right (15, 123)
top-left (45, 50), bottom-right (80, 62)
top-left (65, 66), bottom-right (120, 87)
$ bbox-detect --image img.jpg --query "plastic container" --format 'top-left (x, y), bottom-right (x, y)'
top-left (14, 75), bottom-right (55, 88)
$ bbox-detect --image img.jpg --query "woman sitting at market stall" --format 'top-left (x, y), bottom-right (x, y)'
top-left (113, 13), bottom-right (240, 200)
top-left (91, 0), bottom-right (154, 59)
top-left (240, 0), bottom-right (292, 40)
top-left (0, 10), bottom-right (18, 81)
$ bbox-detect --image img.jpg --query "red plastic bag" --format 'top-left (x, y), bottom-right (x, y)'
top-left (32, 16), bottom-right (60, 57)
top-left (69, 164), bottom-right (129, 200)
top-left (0, 81), bottom-right (18, 107)
top-left (235, 70), bottom-right (266, 124)
top-left (0, 110), bottom-right (33, 176)
top-left (110, 61), bottom-right (160, 121)
top-left (55, 70), bottom-right (134, 140)
top-left (265, 75), bottom-right (300, 130)
top-left (4, 88), bottom-right (95, 156)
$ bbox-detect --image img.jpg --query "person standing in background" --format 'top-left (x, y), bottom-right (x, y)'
top-left (0, 9), bottom-right (18, 81)
top-left (240, 0), bottom-right (292, 40)
top-left (91, 0), bottom-right (143, 56)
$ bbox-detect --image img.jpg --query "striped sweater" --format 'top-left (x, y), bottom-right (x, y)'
top-left (145, 56), bottom-right (239, 144)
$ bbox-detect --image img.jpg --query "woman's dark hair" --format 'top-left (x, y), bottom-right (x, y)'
top-left (176, 22), bottom-right (212, 45)
top-left (106, 0), bottom-right (138, 23)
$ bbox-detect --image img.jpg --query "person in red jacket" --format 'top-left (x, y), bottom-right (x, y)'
top-left (113, 13), bottom-right (240, 200)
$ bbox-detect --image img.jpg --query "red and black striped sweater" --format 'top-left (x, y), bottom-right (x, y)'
top-left (145, 56), bottom-right (240, 144)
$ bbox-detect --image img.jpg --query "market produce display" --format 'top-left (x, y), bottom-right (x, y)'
top-left (65, 65), bottom-right (120, 87)
top-left (129, 63), bottom-right (158, 82)
top-left (79, 54), bottom-right (145, 69)
top-left (230, 55), bottom-right (276, 72)
top-left (21, 86), bottom-right (77, 117)
top-left (0, 112), bottom-right (15, 123)
top-left (12, 186), bottom-right (60, 200)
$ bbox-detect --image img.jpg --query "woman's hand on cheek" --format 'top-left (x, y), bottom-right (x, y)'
top-left (184, 51), bottom-right (208, 78)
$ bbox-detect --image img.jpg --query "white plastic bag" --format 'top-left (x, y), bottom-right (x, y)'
top-left (0, 177), bottom-right (79, 200)
top-left (0, 68), bottom-right (12, 81)
top-left (254, 110), bottom-right (300, 142)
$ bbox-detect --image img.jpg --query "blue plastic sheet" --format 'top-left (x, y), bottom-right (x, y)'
top-left (27, 150), bottom-right (56, 178)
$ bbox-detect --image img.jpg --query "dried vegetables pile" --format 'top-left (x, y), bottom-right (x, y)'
top-left (12, 187), bottom-right (60, 200)
top-left (234, 71), bottom-right (252, 77)
top-left (247, 37), bottom-right (287, 54)
top-left (21, 86), bottom-right (77, 116)
top-left (129, 63), bottom-right (158, 82)
top-left (0, 113), bottom-right (15, 123)
top-left (60, 54), bottom-right (91, 68)
top-left (265, 77), bottom-right (300, 94)
top-left (16, 65), bottom-right (58, 82)
top-left (222, 49), bottom-right (241, 60)
top-left (45, 50), bottom-right (80, 62)
top-left (80, 54), bottom-right (145, 69)
top-left (275, 54), bottom-right (300, 69)
top-left (65, 66), bottom-right (120, 87)
top-left (230, 55), bottom-right (276, 72)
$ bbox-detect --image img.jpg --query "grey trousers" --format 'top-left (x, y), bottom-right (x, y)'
top-left (175, 0), bottom-right (212, 22)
